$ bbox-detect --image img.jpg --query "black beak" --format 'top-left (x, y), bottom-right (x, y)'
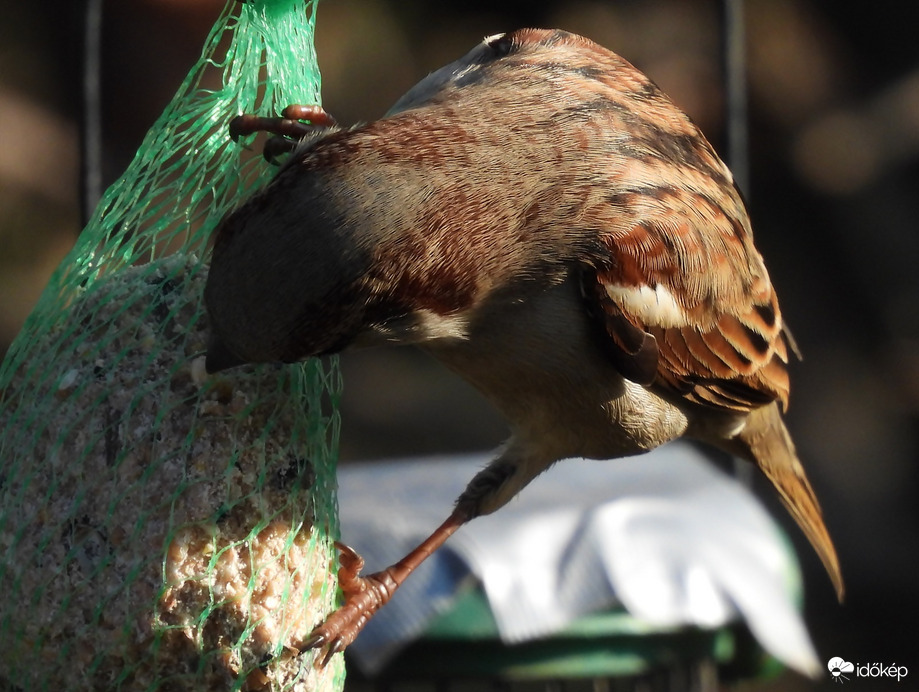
top-left (205, 334), bottom-right (248, 373)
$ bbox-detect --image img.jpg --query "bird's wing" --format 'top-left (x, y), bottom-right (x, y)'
top-left (583, 175), bottom-right (796, 413)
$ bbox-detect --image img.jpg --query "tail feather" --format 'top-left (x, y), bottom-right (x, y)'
top-left (733, 402), bottom-right (844, 601)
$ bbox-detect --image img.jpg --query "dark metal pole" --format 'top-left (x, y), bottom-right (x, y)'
top-left (721, 0), bottom-right (756, 487)
top-left (80, 0), bottom-right (104, 228)
top-left (721, 0), bottom-right (749, 198)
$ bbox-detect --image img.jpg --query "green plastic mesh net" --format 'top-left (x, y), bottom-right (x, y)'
top-left (0, 1), bottom-right (345, 689)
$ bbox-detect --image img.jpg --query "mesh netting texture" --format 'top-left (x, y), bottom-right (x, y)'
top-left (0, 2), bottom-right (345, 690)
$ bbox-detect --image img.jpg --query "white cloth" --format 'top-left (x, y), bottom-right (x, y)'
top-left (336, 442), bottom-right (820, 678)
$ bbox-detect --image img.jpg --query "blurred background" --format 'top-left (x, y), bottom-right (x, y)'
top-left (1, 0), bottom-right (916, 689)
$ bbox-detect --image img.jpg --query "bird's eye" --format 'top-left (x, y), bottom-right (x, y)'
top-left (484, 33), bottom-right (514, 58)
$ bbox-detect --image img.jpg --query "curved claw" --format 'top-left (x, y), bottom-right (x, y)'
top-left (262, 136), bottom-right (298, 165)
top-left (300, 630), bottom-right (343, 669)
top-left (322, 637), bottom-right (347, 668)
top-left (300, 632), bottom-right (326, 651)
top-left (333, 541), bottom-right (365, 585)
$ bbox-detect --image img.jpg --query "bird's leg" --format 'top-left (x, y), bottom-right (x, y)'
top-left (300, 455), bottom-right (529, 665)
top-left (300, 506), bottom-right (471, 665)
top-left (228, 104), bottom-right (338, 163)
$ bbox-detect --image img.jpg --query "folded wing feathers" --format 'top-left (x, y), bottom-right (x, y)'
top-left (592, 208), bottom-right (793, 413)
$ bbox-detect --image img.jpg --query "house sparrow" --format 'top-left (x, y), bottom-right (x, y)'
top-left (205, 28), bottom-right (843, 660)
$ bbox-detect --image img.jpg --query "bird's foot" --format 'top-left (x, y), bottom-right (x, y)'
top-left (301, 509), bottom-right (470, 666)
top-left (300, 542), bottom-right (398, 667)
top-left (229, 104), bottom-right (338, 163)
